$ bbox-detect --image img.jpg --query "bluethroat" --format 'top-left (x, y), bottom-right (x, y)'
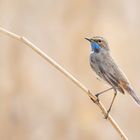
top-left (85, 36), bottom-right (140, 118)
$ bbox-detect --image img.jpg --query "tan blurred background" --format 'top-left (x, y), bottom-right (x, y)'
top-left (0, 0), bottom-right (140, 140)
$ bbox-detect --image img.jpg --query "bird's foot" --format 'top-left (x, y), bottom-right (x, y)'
top-left (95, 93), bottom-right (100, 98)
top-left (94, 93), bottom-right (100, 102)
top-left (90, 97), bottom-right (99, 104)
top-left (88, 90), bottom-right (99, 104)
top-left (90, 93), bottom-right (99, 104)
top-left (104, 109), bottom-right (110, 119)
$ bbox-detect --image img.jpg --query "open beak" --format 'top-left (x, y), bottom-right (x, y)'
top-left (85, 38), bottom-right (92, 42)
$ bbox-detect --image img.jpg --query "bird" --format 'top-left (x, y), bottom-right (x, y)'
top-left (85, 36), bottom-right (140, 118)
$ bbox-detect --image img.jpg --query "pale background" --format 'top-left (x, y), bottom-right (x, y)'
top-left (0, 0), bottom-right (140, 140)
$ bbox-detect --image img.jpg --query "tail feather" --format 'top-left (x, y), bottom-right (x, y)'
top-left (126, 86), bottom-right (140, 106)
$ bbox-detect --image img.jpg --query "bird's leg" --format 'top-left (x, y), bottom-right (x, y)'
top-left (95, 87), bottom-right (113, 98)
top-left (93, 87), bottom-right (113, 103)
top-left (104, 89), bottom-right (117, 119)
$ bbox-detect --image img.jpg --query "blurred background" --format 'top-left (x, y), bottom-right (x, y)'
top-left (0, 0), bottom-right (140, 139)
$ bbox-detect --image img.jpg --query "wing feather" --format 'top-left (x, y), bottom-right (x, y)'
top-left (97, 56), bottom-right (125, 94)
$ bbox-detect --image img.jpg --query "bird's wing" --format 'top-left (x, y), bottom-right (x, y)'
top-left (98, 55), bottom-right (128, 94)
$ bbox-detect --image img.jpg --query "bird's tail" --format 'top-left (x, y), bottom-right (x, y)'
top-left (126, 85), bottom-right (140, 106)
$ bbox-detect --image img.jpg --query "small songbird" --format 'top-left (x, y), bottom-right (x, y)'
top-left (85, 36), bottom-right (140, 118)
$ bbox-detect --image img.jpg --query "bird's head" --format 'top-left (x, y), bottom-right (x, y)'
top-left (85, 36), bottom-right (109, 53)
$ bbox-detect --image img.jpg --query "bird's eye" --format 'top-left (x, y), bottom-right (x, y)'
top-left (98, 39), bottom-right (102, 43)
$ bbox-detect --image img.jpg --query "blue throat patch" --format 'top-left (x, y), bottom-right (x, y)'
top-left (91, 42), bottom-right (100, 53)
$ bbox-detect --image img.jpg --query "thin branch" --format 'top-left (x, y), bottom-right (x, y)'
top-left (0, 27), bottom-right (128, 140)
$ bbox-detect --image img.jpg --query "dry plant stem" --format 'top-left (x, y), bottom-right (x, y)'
top-left (0, 27), bottom-right (128, 140)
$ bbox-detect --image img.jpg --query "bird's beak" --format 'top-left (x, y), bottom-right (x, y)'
top-left (85, 38), bottom-right (92, 42)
